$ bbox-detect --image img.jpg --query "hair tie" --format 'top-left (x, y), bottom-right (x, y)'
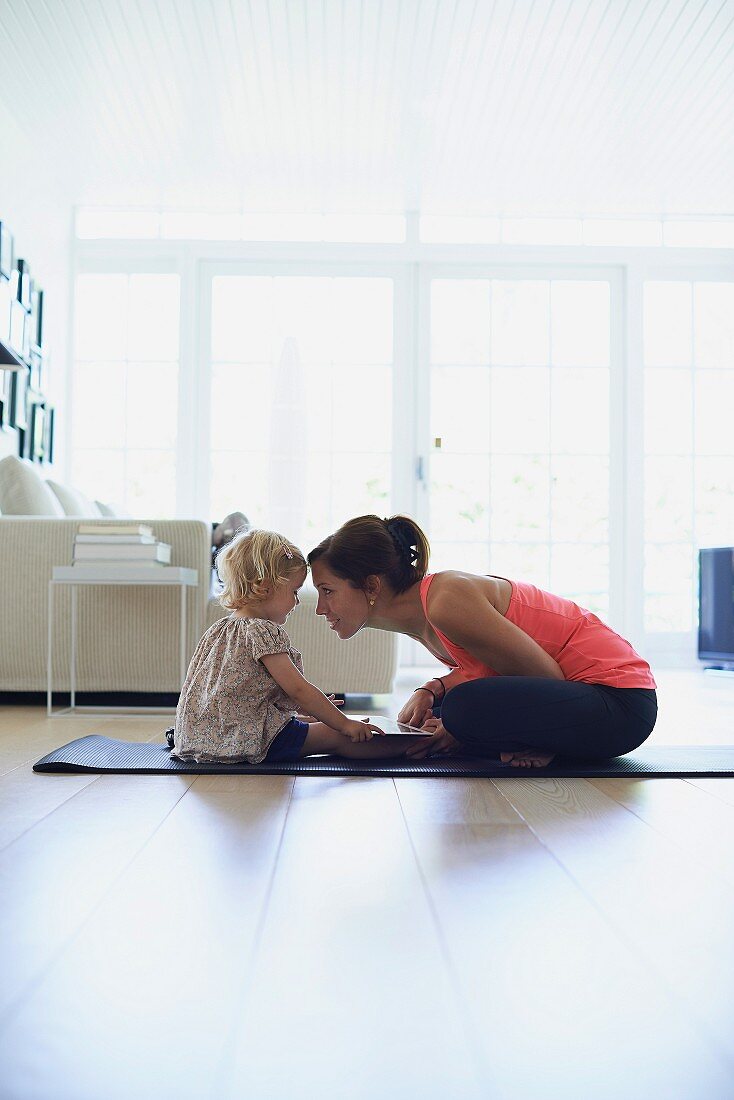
top-left (385, 519), bottom-right (419, 566)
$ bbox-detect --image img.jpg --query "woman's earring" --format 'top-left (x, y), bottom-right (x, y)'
top-left (369, 599), bottom-right (375, 606)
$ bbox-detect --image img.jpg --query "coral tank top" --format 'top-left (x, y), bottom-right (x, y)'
top-left (419, 574), bottom-right (656, 690)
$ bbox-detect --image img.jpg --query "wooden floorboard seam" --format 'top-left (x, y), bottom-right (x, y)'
top-left (211, 774), bottom-right (298, 1099)
top-left (491, 777), bottom-right (734, 1074)
top-left (0, 775), bottom-right (198, 1033)
top-left (392, 776), bottom-right (498, 1097)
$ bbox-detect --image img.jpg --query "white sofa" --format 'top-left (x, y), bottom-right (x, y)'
top-left (0, 456), bottom-right (398, 696)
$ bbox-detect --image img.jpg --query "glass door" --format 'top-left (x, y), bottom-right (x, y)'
top-left (424, 271), bottom-right (614, 618)
top-left (642, 276), bottom-right (734, 655)
top-left (205, 269), bottom-right (399, 557)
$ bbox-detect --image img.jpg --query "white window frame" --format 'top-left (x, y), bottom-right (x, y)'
top-left (71, 232), bottom-right (734, 667)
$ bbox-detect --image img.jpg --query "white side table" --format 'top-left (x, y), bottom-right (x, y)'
top-left (47, 566), bottom-right (199, 717)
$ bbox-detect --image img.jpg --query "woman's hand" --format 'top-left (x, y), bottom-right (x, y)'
top-left (404, 717), bottom-right (461, 760)
top-left (397, 690), bottom-right (435, 728)
top-left (340, 718), bottom-right (387, 743)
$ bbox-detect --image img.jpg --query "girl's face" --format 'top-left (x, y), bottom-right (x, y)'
top-left (310, 561), bottom-right (371, 639)
top-left (266, 566), bottom-right (308, 625)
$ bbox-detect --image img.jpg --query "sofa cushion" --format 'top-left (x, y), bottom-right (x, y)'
top-left (94, 499), bottom-right (117, 516)
top-left (46, 479), bottom-right (102, 517)
top-left (0, 455), bottom-right (65, 516)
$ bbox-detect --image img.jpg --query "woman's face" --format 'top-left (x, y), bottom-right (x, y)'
top-left (310, 561), bottom-right (370, 639)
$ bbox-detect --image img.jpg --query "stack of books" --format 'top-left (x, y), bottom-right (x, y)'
top-left (72, 523), bottom-right (172, 574)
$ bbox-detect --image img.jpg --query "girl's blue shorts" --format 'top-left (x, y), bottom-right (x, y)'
top-left (264, 718), bottom-right (310, 762)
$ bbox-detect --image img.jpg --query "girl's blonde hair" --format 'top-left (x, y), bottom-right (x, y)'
top-left (216, 529), bottom-right (307, 611)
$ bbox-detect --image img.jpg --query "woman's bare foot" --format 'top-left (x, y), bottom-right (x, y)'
top-left (500, 749), bottom-right (556, 769)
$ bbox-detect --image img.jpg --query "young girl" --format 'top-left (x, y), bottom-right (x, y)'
top-left (172, 528), bottom-right (424, 764)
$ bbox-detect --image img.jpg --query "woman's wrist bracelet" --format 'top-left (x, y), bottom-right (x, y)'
top-left (425, 677), bottom-right (446, 702)
top-left (415, 686), bottom-right (436, 705)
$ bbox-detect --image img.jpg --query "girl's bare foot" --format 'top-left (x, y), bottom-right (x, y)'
top-left (500, 749), bottom-right (556, 769)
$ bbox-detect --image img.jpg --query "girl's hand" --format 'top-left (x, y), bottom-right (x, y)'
top-left (404, 718), bottom-right (461, 760)
top-left (341, 718), bottom-right (386, 743)
top-left (397, 690), bottom-right (435, 728)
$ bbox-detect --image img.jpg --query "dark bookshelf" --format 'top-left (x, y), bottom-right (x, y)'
top-left (0, 223), bottom-right (53, 463)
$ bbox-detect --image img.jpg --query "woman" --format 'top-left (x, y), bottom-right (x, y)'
top-left (308, 515), bottom-right (657, 767)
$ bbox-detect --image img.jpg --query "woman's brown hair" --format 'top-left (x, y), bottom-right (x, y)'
top-left (307, 514), bottom-right (430, 595)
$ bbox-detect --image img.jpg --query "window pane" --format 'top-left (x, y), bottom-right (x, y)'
top-left (332, 367), bottom-right (391, 451)
top-left (73, 273), bottom-right (182, 519)
top-left (569, 592), bottom-right (609, 618)
top-left (128, 275), bottom-right (180, 361)
top-left (428, 277), bottom-right (612, 622)
top-left (430, 280), bottom-right (490, 365)
top-left (125, 364), bottom-right (178, 450)
top-left (550, 543), bottom-right (609, 601)
top-left (502, 219), bottom-right (582, 246)
top-left (644, 544), bottom-right (694, 632)
top-left (161, 212), bottom-right (242, 239)
top-left (645, 457), bottom-right (693, 542)
top-left (210, 450), bottom-right (269, 527)
top-left (644, 369), bottom-right (692, 455)
top-left (490, 455), bottom-right (550, 542)
top-left (663, 221), bottom-right (734, 248)
top-left (695, 457), bottom-right (734, 547)
top-left (643, 282), bottom-right (691, 367)
top-left (430, 541), bottom-right (491, 574)
top-left (73, 363), bottom-right (126, 449)
top-left (551, 281), bottom-right (610, 367)
top-left (431, 367), bottom-right (490, 454)
top-left (71, 449), bottom-right (125, 508)
top-left (125, 450), bottom-right (176, 517)
top-left (75, 275), bottom-right (127, 360)
top-left (212, 277), bottom-right (273, 363)
top-left (430, 453), bottom-right (490, 540)
top-left (304, 453), bottom-right (335, 544)
top-left (272, 277), bottom-right (333, 364)
top-left (330, 453), bottom-right (390, 527)
top-left (76, 209), bottom-right (160, 239)
top-left (694, 282), bottom-right (734, 368)
top-left (210, 276), bottom-right (394, 537)
top-left (694, 370), bottom-right (734, 455)
top-left (211, 364), bottom-right (272, 452)
top-left (640, 280), bottom-right (727, 636)
top-left (551, 456), bottom-right (608, 542)
top-left (551, 368), bottom-right (609, 455)
top-left (304, 364), bottom-right (333, 452)
top-left (332, 278), bottom-right (393, 365)
top-left (491, 368), bottom-right (549, 453)
top-left (491, 281), bottom-right (549, 366)
top-left (488, 542), bottom-right (550, 588)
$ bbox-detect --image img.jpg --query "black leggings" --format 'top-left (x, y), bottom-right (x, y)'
top-left (437, 678), bottom-right (657, 761)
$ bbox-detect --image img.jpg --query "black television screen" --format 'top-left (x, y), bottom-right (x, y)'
top-left (698, 547), bottom-right (734, 664)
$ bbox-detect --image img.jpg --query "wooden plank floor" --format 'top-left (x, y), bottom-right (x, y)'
top-left (1, 671), bottom-right (733, 1099)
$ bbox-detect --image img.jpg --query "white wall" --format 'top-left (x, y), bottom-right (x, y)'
top-left (0, 99), bottom-right (73, 468)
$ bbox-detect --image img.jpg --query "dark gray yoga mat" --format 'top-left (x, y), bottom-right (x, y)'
top-left (33, 735), bottom-right (734, 777)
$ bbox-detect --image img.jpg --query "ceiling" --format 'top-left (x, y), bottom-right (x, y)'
top-left (1, 0), bottom-right (733, 217)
